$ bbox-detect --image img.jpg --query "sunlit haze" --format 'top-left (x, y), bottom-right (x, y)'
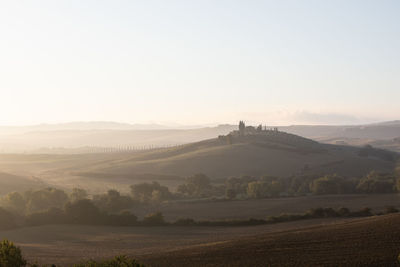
top-left (1, 1), bottom-right (399, 126)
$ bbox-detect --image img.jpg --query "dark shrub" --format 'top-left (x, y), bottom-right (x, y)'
top-left (352, 207), bottom-right (372, 217)
top-left (177, 174), bottom-right (213, 198)
top-left (307, 208), bottom-right (325, 218)
top-left (384, 206), bottom-right (399, 214)
top-left (93, 190), bottom-right (134, 213)
top-left (266, 213), bottom-right (305, 223)
top-left (65, 199), bottom-right (103, 224)
top-left (25, 188), bottom-right (69, 213)
top-left (107, 211), bottom-right (138, 226)
top-left (357, 171), bottom-right (396, 194)
top-left (70, 188), bottom-right (88, 203)
top-left (173, 218), bottom-right (196, 226)
top-left (130, 182), bottom-right (172, 203)
top-left (310, 175), bottom-right (355, 195)
top-left (0, 240), bottom-right (26, 267)
top-left (142, 212), bottom-right (166, 226)
top-left (337, 207), bottom-right (351, 217)
top-left (73, 255), bottom-right (143, 267)
top-left (306, 207), bottom-right (340, 218)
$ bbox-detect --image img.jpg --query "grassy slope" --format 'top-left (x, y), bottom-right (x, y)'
top-left (142, 214), bottom-right (400, 267)
top-left (83, 134), bottom-right (397, 179)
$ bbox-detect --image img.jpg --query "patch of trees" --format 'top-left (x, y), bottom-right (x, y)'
top-left (224, 170), bottom-right (400, 200)
top-left (357, 171), bottom-right (397, 193)
top-left (1, 170), bottom-right (399, 222)
top-left (310, 175), bottom-right (356, 195)
top-left (246, 177), bottom-right (285, 198)
top-left (130, 182), bottom-right (172, 203)
top-left (93, 189), bottom-right (134, 213)
top-left (1, 188), bottom-right (68, 215)
top-left (25, 199), bottom-right (165, 227)
top-left (177, 174), bottom-right (224, 198)
top-left (0, 191), bottom-right (399, 230)
top-left (0, 187), bottom-right (134, 216)
top-left (0, 170), bottom-right (399, 231)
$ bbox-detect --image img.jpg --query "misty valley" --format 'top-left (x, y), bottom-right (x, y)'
top-left (0, 122), bottom-right (400, 266)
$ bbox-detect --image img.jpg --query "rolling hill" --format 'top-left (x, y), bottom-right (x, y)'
top-left (1, 130), bottom-right (397, 191)
top-left (72, 130), bottom-right (398, 181)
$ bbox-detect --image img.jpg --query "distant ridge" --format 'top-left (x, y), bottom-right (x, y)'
top-left (1, 120), bottom-right (400, 153)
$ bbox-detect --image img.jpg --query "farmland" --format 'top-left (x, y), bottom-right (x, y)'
top-left (133, 193), bottom-right (400, 221)
top-left (0, 218), bottom-right (355, 266)
top-left (2, 214), bottom-right (400, 266)
top-left (142, 213), bottom-right (400, 266)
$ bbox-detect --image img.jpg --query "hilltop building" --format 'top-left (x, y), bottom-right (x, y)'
top-left (233, 121), bottom-right (278, 136)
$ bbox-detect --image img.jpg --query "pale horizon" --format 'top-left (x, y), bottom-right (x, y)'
top-left (1, 1), bottom-right (399, 126)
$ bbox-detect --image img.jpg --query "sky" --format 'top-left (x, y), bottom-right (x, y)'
top-left (0, 0), bottom-right (399, 126)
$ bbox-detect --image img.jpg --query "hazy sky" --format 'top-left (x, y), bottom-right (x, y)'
top-left (1, 1), bottom-right (399, 126)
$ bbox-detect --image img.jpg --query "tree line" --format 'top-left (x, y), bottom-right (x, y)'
top-left (0, 169), bottom-right (399, 230)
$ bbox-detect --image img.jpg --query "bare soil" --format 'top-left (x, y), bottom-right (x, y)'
top-left (0, 218), bottom-right (349, 266)
top-left (142, 214), bottom-right (400, 267)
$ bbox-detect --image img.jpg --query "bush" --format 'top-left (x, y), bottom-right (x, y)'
top-left (177, 174), bottom-right (213, 198)
top-left (384, 206), bottom-right (399, 214)
top-left (173, 218), bottom-right (196, 226)
top-left (65, 199), bottom-right (103, 224)
top-left (0, 240), bottom-right (27, 267)
top-left (93, 190), bottom-right (134, 213)
top-left (73, 255), bottom-right (144, 267)
top-left (70, 188), bottom-right (88, 203)
top-left (352, 207), bottom-right (372, 217)
top-left (25, 188), bottom-right (69, 214)
top-left (266, 214), bottom-right (305, 223)
top-left (310, 175), bottom-right (355, 195)
top-left (142, 212), bottom-right (166, 226)
top-left (106, 211), bottom-right (138, 226)
top-left (130, 182), bottom-right (172, 203)
top-left (337, 207), bottom-right (351, 217)
top-left (357, 171), bottom-right (396, 194)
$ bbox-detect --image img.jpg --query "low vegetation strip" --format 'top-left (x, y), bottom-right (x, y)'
top-left (1, 198), bottom-right (397, 230)
top-left (0, 239), bottom-right (144, 267)
top-left (173, 206), bottom-right (388, 227)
